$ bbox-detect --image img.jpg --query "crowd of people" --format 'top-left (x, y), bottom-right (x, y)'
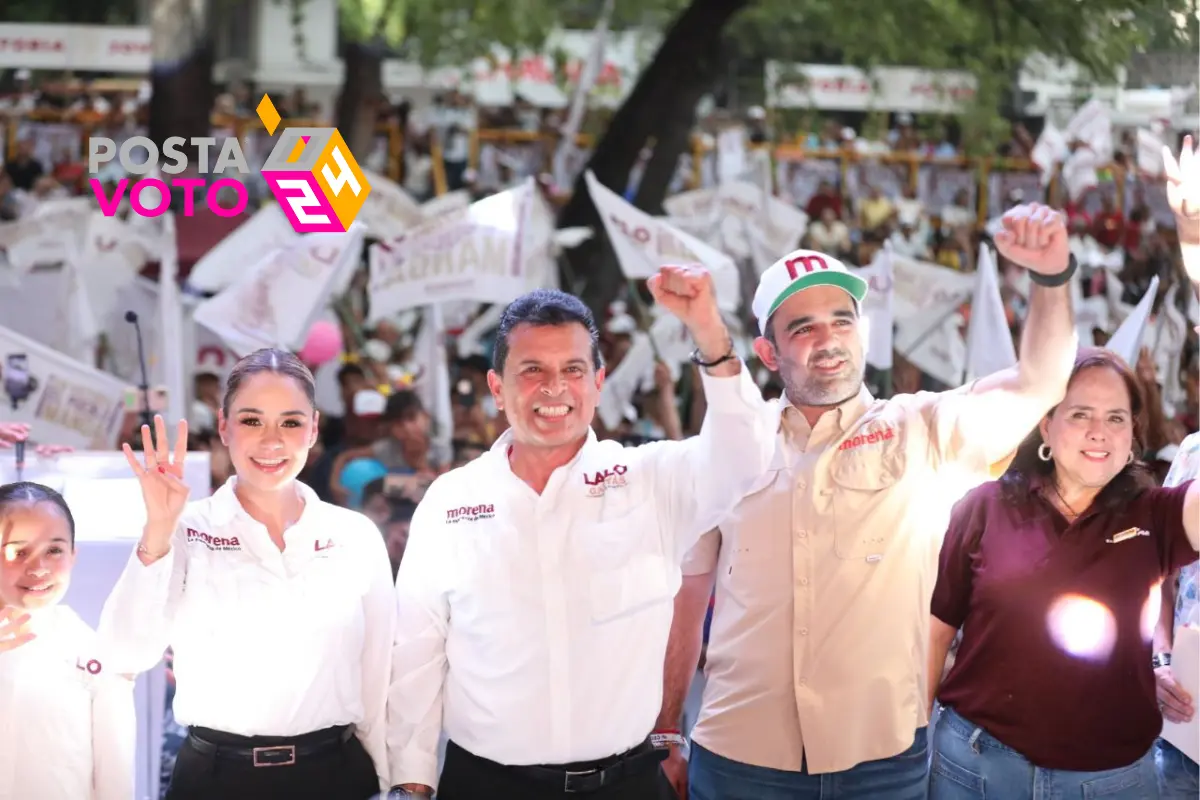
top-left (1, 66), bottom-right (1199, 799)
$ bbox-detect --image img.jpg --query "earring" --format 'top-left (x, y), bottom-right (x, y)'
top-left (1037, 443), bottom-right (1052, 462)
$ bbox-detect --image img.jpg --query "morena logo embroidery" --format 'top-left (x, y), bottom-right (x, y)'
top-left (186, 528), bottom-right (241, 550)
top-left (784, 254), bottom-right (829, 279)
top-left (838, 426), bottom-right (896, 452)
top-left (446, 505), bottom-right (496, 523)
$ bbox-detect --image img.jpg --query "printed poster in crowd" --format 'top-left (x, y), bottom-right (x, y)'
top-left (0, 323), bottom-right (126, 449)
top-left (585, 171), bottom-right (741, 311)
top-left (663, 180), bottom-right (808, 262)
top-left (357, 169), bottom-right (426, 240)
top-left (194, 224), bottom-right (365, 356)
top-left (367, 180), bottom-right (534, 319)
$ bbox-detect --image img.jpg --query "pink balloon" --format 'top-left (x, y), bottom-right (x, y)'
top-left (298, 320), bottom-right (343, 366)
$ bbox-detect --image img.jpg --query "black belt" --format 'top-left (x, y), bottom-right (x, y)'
top-left (510, 741), bottom-right (666, 794)
top-left (186, 725), bottom-right (354, 768)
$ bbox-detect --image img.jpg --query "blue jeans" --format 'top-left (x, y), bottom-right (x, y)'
top-left (689, 729), bottom-right (929, 799)
top-left (1156, 738), bottom-right (1199, 799)
top-left (930, 705), bottom-right (1158, 799)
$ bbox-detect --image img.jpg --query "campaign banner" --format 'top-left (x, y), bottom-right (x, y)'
top-left (662, 180), bottom-right (808, 262)
top-left (367, 180), bottom-right (534, 318)
top-left (193, 224), bottom-right (364, 356)
top-left (0, 324), bottom-right (126, 449)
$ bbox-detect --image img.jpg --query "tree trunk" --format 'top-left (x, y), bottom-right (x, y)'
top-left (558, 0), bottom-right (749, 315)
top-left (336, 41), bottom-right (386, 162)
top-left (147, 0), bottom-right (215, 156)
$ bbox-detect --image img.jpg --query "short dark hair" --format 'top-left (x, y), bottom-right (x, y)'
top-left (0, 481), bottom-right (76, 546)
top-left (388, 497), bottom-right (418, 524)
top-left (492, 289), bottom-right (603, 374)
top-left (1001, 348), bottom-right (1154, 511)
top-left (362, 477), bottom-right (386, 505)
top-left (222, 348), bottom-right (317, 416)
top-left (383, 390), bottom-right (425, 422)
top-left (337, 363), bottom-right (366, 386)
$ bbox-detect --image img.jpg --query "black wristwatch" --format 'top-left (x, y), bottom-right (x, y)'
top-left (1152, 652), bottom-right (1172, 669)
top-left (1028, 254), bottom-right (1078, 288)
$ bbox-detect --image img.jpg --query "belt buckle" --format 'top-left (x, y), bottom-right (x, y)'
top-left (563, 768), bottom-right (599, 793)
top-left (251, 745), bottom-right (296, 767)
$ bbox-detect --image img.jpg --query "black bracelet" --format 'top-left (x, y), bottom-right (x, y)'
top-left (689, 343), bottom-right (737, 369)
top-left (1028, 254), bottom-right (1078, 288)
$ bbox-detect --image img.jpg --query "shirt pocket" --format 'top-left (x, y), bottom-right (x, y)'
top-left (590, 553), bottom-right (676, 624)
top-left (829, 440), bottom-right (907, 560)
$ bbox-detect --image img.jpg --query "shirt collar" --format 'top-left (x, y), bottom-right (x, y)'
top-left (207, 477), bottom-right (321, 528)
top-left (778, 384), bottom-right (873, 440)
top-left (489, 426), bottom-right (598, 482)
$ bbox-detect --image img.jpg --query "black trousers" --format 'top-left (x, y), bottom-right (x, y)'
top-left (438, 739), bottom-right (672, 800)
top-left (164, 726), bottom-right (380, 800)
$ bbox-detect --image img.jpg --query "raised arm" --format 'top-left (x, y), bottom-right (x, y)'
top-left (935, 205), bottom-right (1078, 468)
top-left (641, 266), bottom-right (776, 557)
top-left (98, 416), bottom-right (192, 673)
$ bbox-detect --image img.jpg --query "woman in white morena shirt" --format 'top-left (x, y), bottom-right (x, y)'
top-left (99, 348), bottom-right (396, 800)
top-left (0, 481), bottom-right (136, 800)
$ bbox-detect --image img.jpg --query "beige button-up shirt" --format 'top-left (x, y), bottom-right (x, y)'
top-left (684, 385), bottom-right (1005, 774)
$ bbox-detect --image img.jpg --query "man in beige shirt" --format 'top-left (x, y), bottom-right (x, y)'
top-left (656, 203), bottom-right (1079, 799)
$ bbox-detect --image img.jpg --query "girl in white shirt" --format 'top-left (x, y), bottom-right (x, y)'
top-left (0, 481), bottom-right (136, 800)
top-left (100, 348), bottom-right (396, 800)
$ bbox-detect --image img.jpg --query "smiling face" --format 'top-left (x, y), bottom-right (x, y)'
top-left (0, 502), bottom-right (75, 611)
top-left (486, 322), bottom-right (604, 450)
top-left (753, 284), bottom-right (866, 409)
top-left (1041, 366), bottom-right (1135, 492)
top-left (218, 372), bottom-right (320, 492)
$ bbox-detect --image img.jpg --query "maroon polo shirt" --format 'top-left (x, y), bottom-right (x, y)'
top-left (933, 478), bottom-right (1197, 771)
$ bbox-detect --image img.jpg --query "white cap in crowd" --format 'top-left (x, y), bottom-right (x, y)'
top-left (751, 248), bottom-right (869, 336)
top-left (352, 389), bottom-right (387, 417)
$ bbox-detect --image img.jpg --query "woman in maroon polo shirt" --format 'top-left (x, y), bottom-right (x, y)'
top-left (927, 348), bottom-right (1199, 800)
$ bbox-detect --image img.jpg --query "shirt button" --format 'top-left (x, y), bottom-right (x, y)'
top-left (800, 578), bottom-right (809, 586)
top-left (798, 530), bottom-right (808, 538)
top-left (799, 678), bottom-right (808, 687)
top-left (797, 480), bottom-right (807, 490)
top-left (799, 628), bottom-right (809, 636)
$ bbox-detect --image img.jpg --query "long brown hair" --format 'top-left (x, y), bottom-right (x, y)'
top-left (1000, 348), bottom-right (1155, 510)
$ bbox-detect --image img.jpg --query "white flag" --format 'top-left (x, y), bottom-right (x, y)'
top-left (1106, 275), bottom-right (1160, 366)
top-left (585, 171), bottom-right (740, 310)
top-left (0, 323), bottom-right (127, 449)
top-left (412, 304), bottom-right (455, 463)
top-left (194, 223), bottom-right (365, 356)
top-left (367, 180), bottom-right (534, 319)
top-left (358, 169), bottom-right (426, 239)
top-left (852, 247), bottom-right (895, 371)
top-left (965, 244), bottom-right (1017, 380)
top-left (187, 204), bottom-right (300, 292)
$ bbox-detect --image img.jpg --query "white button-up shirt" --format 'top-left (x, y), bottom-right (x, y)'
top-left (98, 479), bottom-right (396, 791)
top-left (387, 368), bottom-right (775, 788)
top-left (0, 605), bottom-right (135, 800)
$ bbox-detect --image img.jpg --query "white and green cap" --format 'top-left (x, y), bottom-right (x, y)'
top-left (751, 249), bottom-right (869, 335)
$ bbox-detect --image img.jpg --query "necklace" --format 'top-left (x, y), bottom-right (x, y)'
top-left (1052, 482), bottom-right (1081, 520)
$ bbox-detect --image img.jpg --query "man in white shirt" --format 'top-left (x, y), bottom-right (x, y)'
top-left (657, 204), bottom-right (1079, 800)
top-left (387, 267), bottom-right (776, 799)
